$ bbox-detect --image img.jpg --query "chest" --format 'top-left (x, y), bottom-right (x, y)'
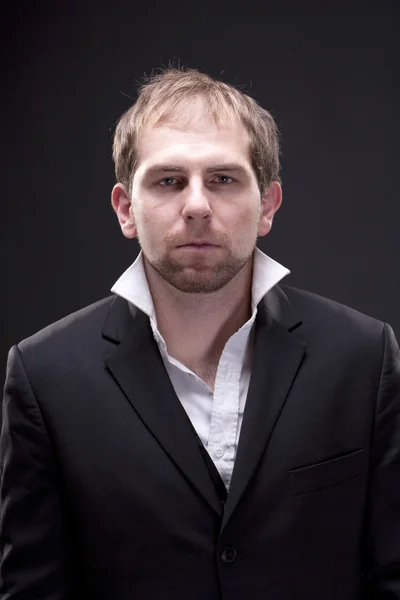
top-left (188, 362), bottom-right (218, 391)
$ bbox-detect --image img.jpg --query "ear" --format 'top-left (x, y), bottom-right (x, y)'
top-left (258, 181), bottom-right (282, 237)
top-left (111, 183), bottom-right (137, 239)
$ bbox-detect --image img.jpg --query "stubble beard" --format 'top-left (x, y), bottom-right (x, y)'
top-left (146, 250), bottom-right (253, 294)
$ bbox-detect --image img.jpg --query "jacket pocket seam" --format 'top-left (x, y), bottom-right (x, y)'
top-left (288, 473), bottom-right (361, 497)
top-left (288, 449), bottom-right (364, 497)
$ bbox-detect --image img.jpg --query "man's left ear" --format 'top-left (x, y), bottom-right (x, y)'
top-left (258, 181), bottom-right (282, 237)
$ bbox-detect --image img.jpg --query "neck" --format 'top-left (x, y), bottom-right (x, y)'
top-left (143, 255), bottom-right (254, 367)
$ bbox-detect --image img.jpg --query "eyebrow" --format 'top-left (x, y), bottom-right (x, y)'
top-left (144, 163), bottom-right (249, 176)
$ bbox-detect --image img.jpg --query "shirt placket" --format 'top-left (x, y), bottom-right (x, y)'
top-left (207, 327), bottom-right (250, 488)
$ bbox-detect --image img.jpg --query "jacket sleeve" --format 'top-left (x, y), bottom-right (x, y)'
top-left (362, 323), bottom-right (400, 598)
top-left (0, 345), bottom-right (77, 599)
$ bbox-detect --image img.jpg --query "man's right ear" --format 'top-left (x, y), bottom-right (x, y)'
top-left (111, 184), bottom-right (137, 239)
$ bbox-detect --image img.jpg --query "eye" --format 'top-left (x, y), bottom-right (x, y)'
top-left (158, 177), bottom-right (179, 186)
top-left (214, 175), bottom-right (233, 184)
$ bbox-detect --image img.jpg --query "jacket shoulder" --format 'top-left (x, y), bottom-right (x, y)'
top-left (18, 295), bottom-right (116, 355)
top-left (280, 283), bottom-right (384, 337)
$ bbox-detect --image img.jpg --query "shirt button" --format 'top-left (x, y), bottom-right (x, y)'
top-left (214, 446), bottom-right (224, 458)
top-left (221, 546), bottom-right (237, 563)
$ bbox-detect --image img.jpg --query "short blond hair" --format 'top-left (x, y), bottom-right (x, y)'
top-left (112, 67), bottom-right (281, 194)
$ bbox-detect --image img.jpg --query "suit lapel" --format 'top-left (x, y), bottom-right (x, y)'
top-left (102, 286), bottom-right (307, 527)
top-left (222, 286), bottom-right (306, 529)
top-left (102, 296), bottom-right (222, 516)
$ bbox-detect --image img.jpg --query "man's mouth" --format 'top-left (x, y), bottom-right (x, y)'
top-left (178, 240), bottom-right (219, 247)
top-left (178, 243), bottom-right (219, 249)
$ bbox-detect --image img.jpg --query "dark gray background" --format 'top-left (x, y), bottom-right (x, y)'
top-left (1, 0), bottom-right (399, 384)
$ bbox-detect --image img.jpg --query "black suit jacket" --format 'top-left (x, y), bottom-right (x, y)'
top-left (1, 284), bottom-right (400, 599)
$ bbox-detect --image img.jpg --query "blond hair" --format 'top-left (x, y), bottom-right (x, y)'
top-left (112, 67), bottom-right (281, 194)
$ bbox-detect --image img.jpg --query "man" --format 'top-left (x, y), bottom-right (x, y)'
top-left (1, 67), bottom-right (400, 599)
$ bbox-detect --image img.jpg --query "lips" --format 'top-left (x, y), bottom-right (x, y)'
top-left (178, 242), bottom-right (219, 247)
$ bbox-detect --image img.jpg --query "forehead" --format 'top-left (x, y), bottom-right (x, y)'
top-left (135, 115), bottom-right (252, 176)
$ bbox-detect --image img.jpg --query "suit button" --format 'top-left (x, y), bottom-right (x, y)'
top-left (221, 546), bottom-right (236, 563)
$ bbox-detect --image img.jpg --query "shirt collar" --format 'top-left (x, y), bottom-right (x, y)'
top-left (111, 248), bottom-right (290, 325)
top-left (251, 247), bottom-right (290, 311)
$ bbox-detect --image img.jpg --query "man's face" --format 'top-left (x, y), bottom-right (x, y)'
top-left (113, 111), bottom-right (281, 293)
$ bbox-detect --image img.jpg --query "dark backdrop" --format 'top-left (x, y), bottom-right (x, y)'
top-left (1, 0), bottom-right (399, 386)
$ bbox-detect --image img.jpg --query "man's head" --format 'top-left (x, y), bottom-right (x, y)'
top-left (111, 67), bottom-right (282, 294)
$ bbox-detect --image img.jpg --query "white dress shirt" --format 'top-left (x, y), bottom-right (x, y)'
top-left (111, 248), bottom-right (290, 489)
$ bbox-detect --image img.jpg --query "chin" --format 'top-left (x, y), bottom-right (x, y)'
top-left (169, 280), bottom-right (229, 294)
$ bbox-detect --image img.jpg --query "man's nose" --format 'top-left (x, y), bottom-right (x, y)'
top-left (181, 183), bottom-right (212, 221)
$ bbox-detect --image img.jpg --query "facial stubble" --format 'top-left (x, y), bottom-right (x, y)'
top-left (145, 247), bottom-right (253, 294)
